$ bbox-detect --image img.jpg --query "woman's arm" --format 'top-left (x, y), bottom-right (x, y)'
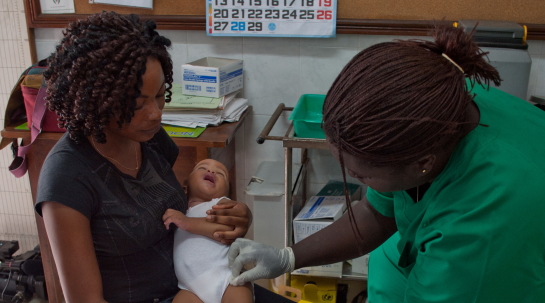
top-left (41, 201), bottom-right (108, 303)
top-left (163, 209), bottom-right (233, 240)
top-left (205, 199), bottom-right (252, 244)
top-left (228, 196), bottom-right (397, 284)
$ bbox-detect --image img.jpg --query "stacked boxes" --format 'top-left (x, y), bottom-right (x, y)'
top-left (292, 181), bottom-right (362, 278)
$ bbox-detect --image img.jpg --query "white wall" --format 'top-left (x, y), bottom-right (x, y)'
top-left (0, 0), bottom-right (37, 254)
top-left (2, 23), bottom-right (544, 244)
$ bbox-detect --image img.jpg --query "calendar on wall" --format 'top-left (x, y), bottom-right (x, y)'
top-left (207, 0), bottom-right (337, 37)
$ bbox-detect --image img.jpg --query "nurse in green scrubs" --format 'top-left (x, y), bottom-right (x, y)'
top-left (228, 26), bottom-right (545, 302)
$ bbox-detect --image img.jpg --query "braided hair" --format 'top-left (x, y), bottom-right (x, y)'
top-left (44, 11), bottom-right (173, 144)
top-left (322, 26), bottom-right (501, 249)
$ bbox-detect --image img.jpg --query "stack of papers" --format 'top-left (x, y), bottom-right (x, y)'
top-left (162, 84), bottom-right (248, 128)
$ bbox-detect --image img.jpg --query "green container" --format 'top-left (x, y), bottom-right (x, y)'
top-left (288, 94), bottom-right (326, 139)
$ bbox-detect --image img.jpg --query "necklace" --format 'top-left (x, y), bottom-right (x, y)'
top-left (91, 139), bottom-right (139, 171)
top-left (416, 185), bottom-right (420, 203)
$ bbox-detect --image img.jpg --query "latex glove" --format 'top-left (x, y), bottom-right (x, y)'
top-left (228, 238), bottom-right (295, 286)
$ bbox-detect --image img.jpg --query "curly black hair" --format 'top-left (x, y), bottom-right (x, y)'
top-left (44, 11), bottom-right (173, 144)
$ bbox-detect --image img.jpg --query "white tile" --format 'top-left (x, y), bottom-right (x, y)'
top-left (242, 44), bottom-right (300, 115)
top-left (306, 148), bottom-right (360, 185)
top-left (243, 180), bottom-right (254, 240)
top-left (186, 43), bottom-right (243, 63)
top-left (0, 167), bottom-right (32, 193)
top-left (243, 36), bottom-right (299, 46)
top-left (0, 137), bottom-right (18, 168)
top-left (33, 28), bottom-right (65, 42)
top-left (527, 40), bottom-right (544, 56)
top-left (0, 12), bottom-right (15, 40)
top-left (0, 67), bottom-right (21, 95)
top-left (300, 34), bottom-right (359, 48)
top-left (0, 1), bottom-right (9, 11)
top-left (243, 113), bottom-right (292, 181)
top-left (300, 46), bottom-right (359, 95)
top-left (187, 30), bottom-right (243, 45)
top-left (527, 55), bottom-right (541, 99)
top-left (158, 30), bottom-right (187, 44)
top-left (0, 191), bottom-right (34, 216)
top-left (35, 41), bottom-right (58, 61)
top-left (168, 43), bottom-right (189, 85)
top-left (533, 56), bottom-right (545, 97)
top-left (235, 178), bottom-right (246, 204)
top-left (359, 34), bottom-right (397, 50)
top-left (235, 118), bottom-right (246, 184)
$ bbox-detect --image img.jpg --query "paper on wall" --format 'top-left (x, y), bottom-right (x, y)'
top-left (40, 0), bottom-right (75, 14)
top-left (91, 0), bottom-right (153, 9)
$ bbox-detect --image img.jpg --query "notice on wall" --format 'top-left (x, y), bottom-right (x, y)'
top-left (40, 0), bottom-right (75, 14)
top-left (90, 0), bottom-right (153, 9)
top-left (207, 0), bottom-right (337, 38)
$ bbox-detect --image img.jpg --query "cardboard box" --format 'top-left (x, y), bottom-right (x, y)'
top-left (350, 254), bottom-right (369, 276)
top-left (292, 262), bottom-right (344, 278)
top-left (293, 196), bottom-right (346, 278)
top-left (292, 181), bottom-right (362, 278)
top-left (182, 57), bottom-right (243, 98)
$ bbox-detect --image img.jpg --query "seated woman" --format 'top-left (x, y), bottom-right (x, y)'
top-left (36, 11), bottom-right (251, 303)
top-left (163, 159), bottom-right (253, 303)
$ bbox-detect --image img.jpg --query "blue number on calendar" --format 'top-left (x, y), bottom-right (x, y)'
top-left (231, 21), bottom-right (246, 31)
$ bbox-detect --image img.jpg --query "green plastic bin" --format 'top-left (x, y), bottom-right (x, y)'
top-left (288, 94), bottom-right (326, 139)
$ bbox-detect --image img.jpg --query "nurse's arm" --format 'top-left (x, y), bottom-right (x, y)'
top-left (292, 196), bottom-right (397, 268)
top-left (41, 201), bottom-right (108, 303)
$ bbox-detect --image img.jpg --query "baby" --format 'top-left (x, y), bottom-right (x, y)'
top-left (163, 159), bottom-right (253, 303)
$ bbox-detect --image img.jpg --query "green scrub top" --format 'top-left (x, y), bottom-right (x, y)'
top-left (366, 84), bottom-right (545, 302)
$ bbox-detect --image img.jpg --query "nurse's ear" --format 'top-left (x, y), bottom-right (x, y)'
top-left (414, 154), bottom-right (436, 177)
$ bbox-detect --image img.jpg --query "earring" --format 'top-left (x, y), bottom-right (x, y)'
top-left (422, 169), bottom-right (427, 173)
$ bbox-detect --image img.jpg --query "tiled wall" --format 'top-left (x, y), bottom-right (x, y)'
top-left (4, 23), bottom-right (545, 242)
top-left (0, 0), bottom-right (37, 253)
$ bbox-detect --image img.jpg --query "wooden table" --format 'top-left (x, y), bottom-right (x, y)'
top-left (0, 109), bottom-right (248, 303)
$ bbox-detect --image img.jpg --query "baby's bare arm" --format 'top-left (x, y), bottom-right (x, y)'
top-left (163, 209), bottom-right (234, 241)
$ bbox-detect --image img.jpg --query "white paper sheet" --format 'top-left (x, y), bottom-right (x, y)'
top-left (40, 0), bottom-right (75, 14)
top-left (92, 0), bottom-right (153, 9)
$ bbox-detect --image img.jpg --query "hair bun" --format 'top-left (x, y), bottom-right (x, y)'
top-left (432, 26), bottom-right (501, 87)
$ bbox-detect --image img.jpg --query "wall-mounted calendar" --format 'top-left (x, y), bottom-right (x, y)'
top-left (207, 0), bottom-right (337, 37)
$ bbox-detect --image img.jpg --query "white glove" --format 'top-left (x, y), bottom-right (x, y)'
top-left (228, 238), bottom-right (295, 286)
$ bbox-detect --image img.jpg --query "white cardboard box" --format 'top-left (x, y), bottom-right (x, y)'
top-left (350, 254), bottom-right (369, 276)
top-left (292, 196), bottom-right (347, 278)
top-left (182, 57), bottom-right (243, 98)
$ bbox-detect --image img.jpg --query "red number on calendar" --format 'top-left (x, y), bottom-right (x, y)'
top-left (316, 10), bottom-right (332, 19)
top-left (318, 0), bottom-right (331, 6)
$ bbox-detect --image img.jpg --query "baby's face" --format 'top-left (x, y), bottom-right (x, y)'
top-left (187, 159), bottom-right (229, 200)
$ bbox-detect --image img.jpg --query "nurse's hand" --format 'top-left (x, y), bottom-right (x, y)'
top-left (228, 238), bottom-right (295, 285)
top-left (206, 199), bottom-right (252, 245)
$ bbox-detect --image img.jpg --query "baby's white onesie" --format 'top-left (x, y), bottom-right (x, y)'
top-left (173, 197), bottom-right (231, 303)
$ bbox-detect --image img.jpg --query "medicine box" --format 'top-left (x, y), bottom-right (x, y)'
top-left (182, 57), bottom-right (243, 98)
top-left (350, 253), bottom-right (370, 276)
top-left (292, 181), bottom-right (362, 278)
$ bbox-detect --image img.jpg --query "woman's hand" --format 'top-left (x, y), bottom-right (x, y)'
top-left (206, 199), bottom-right (252, 244)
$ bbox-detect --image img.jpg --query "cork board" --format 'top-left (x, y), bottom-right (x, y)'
top-left (338, 0), bottom-right (545, 24)
top-left (77, 0), bottom-right (204, 16)
top-left (74, 0), bottom-right (545, 24)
